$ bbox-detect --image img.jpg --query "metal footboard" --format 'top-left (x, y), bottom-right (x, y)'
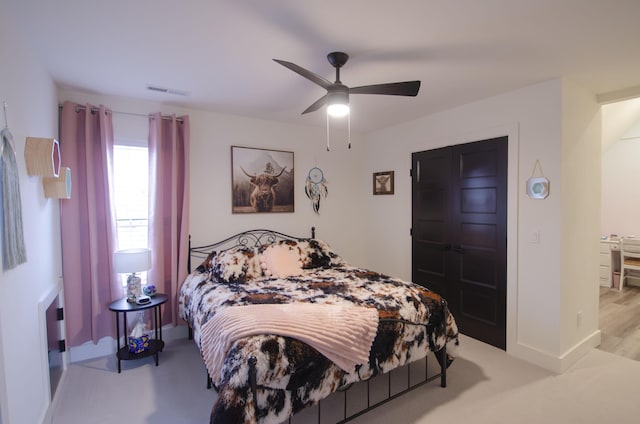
top-left (242, 334), bottom-right (448, 423)
top-left (334, 345), bottom-right (446, 423)
top-left (199, 337), bottom-right (448, 423)
top-left (242, 345), bottom-right (447, 423)
top-left (195, 321), bottom-right (450, 423)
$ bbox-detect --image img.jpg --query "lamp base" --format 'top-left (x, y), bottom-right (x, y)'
top-left (126, 274), bottom-right (142, 303)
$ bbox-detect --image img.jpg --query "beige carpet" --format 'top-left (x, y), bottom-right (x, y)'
top-left (52, 335), bottom-right (640, 423)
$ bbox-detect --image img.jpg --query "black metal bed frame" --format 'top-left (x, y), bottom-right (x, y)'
top-left (186, 228), bottom-right (448, 423)
top-left (188, 227), bottom-right (315, 274)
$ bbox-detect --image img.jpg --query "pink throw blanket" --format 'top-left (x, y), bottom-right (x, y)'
top-left (200, 303), bottom-right (380, 385)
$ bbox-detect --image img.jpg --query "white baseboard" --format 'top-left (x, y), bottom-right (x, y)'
top-left (553, 330), bottom-right (601, 373)
top-left (38, 402), bottom-right (52, 424)
top-left (46, 365), bottom-right (68, 423)
top-left (509, 330), bottom-right (602, 373)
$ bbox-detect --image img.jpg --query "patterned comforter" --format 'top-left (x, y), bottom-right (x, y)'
top-left (178, 239), bottom-right (459, 423)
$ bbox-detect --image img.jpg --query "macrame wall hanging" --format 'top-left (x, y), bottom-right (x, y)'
top-left (1, 101), bottom-right (27, 270)
top-left (305, 166), bottom-right (328, 214)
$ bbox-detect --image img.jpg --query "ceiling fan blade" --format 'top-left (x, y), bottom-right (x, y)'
top-left (301, 94), bottom-right (327, 114)
top-left (273, 59), bottom-right (333, 89)
top-left (350, 81), bottom-right (421, 96)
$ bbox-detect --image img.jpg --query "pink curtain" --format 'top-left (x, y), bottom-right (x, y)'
top-left (147, 113), bottom-right (190, 326)
top-left (60, 101), bottom-right (119, 346)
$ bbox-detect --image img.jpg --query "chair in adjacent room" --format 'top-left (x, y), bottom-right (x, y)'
top-left (620, 238), bottom-right (640, 291)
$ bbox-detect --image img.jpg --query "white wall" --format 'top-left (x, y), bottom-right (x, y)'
top-left (601, 97), bottom-right (640, 153)
top-left (601, 112), bottom-right (640, 237)
top-left (0, 3), bottom-right (61, 423)
top-left (361, 78), bottom-right (601, 372)
top-left (559, 79), bottom-right (601, 356)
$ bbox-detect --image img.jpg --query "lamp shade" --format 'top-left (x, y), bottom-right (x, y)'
top-left (114, 248), bottom-right (151, 274)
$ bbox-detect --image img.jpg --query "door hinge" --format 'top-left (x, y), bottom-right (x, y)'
top-left (56, 307), bottom-right (64, 321)
top-left (410, 228), bottom-right (413, 236)
top-left (58, 340), bottom-right (66, 353)
top-left (409, 169), bottom-right (413, 177)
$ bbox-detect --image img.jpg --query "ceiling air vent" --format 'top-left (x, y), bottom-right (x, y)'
top-left (146, 84), bottom-right (189, 96)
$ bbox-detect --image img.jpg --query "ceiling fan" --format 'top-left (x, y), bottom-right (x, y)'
top-left (273, 52), bottom-right (421, 118)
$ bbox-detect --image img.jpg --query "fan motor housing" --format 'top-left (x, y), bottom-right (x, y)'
top-left (327, 84), bottom-right (349, 105)
top-left (327, 52), bottom-right (349, 68)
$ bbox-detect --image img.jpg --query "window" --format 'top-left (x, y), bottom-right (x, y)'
top-left (113, 144), bottom-right (149, 285)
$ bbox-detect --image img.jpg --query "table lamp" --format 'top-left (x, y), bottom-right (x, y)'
top-left (114, 248), bottom-right (151, 303)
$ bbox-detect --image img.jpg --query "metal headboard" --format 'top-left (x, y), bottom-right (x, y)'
top-left (188, 227), bottom-right (315, 273)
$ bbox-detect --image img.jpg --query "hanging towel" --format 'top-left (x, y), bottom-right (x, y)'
top-left (1, 127), bottom-right (27, 270)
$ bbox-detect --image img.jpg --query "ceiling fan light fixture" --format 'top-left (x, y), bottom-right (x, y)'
top-left (274, 51), bottom-right (420, 121)
top-left (326, 90), bottom-right (349, 117)
top-left (327, 103), bottom-right (350, 117)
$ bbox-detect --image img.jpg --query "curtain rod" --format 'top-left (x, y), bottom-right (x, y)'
top-left (59, 104), bottom-right (185, 122)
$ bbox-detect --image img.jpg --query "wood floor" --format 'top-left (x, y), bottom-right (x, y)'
top-left (598, 285), bottom-right (640, 361)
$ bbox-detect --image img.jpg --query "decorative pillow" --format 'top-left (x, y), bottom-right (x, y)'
top-left (211, 246), bottom-right (262, 283)
top-left (196, 251), bottom-right (217, 273)
top-left (261, 239), bottom-right (346, 269)
top-left (299, 239), bottom-right (346, 269)
top-left (260, 244), bottom-right (303, 278)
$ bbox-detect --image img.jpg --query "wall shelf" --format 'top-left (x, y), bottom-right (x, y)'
top-left (25, 137), bottom-right (60, 177)
top-left (43, 167), bottom-right (72, 199)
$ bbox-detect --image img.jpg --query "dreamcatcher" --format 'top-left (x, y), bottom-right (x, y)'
top-left (305, 167), bottom-right (328, 214)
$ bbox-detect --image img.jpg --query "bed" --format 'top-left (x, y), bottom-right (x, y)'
top-left (178, 228), bottom-right (459, 423)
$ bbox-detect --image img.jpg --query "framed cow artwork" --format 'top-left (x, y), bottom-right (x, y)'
top-left (231, 146), bottom-right (294, 213)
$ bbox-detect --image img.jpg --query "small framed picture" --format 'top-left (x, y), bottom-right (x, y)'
top-left (373, 171), bottom-right (394, 195)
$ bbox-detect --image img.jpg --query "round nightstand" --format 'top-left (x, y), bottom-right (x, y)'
top-left (108, 293), bottom-right (168, 373)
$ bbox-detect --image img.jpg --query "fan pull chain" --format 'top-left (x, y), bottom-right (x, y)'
top-left (326, 113), bottom-right (331, 152)
top-left (3, 101), bottom-right (8, 129)
top-left (347, 113), bottom-right (351, 149)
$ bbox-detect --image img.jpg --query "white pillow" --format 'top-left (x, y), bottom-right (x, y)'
top-left (260, 244), bottom-right (303, 278)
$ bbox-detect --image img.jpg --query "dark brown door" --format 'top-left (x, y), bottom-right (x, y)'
top-left (412, 137), bottom-right (507, 349)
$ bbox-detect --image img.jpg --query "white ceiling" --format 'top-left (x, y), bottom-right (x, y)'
top-left (7, 0), bottom-right (640, 133)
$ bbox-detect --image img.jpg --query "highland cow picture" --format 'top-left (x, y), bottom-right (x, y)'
top-left (231, 146), bottom-right (294, 213)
